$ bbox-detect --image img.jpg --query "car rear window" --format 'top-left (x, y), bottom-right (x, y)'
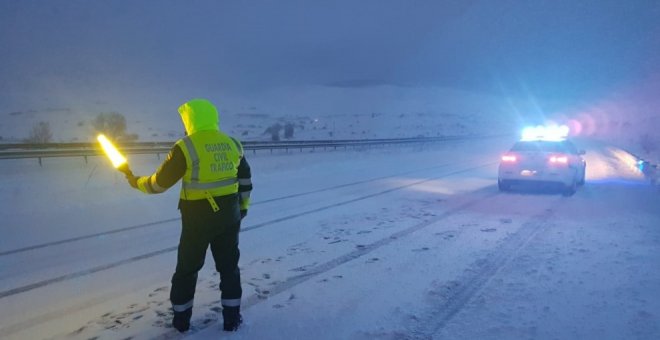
top-left (511, 141), bottom-right (575, 153)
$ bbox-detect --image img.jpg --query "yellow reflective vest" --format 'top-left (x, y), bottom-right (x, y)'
top-left (176, 130), bottom-right (244, 201)
top-left (134, 98), bottom-right (251, 212)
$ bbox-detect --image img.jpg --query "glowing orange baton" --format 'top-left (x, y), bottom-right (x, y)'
top-left (97, 134), bottom-right (133, 176)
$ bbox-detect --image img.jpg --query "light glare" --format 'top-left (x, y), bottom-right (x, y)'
top-left (521, 124), bottom-right (570, 141)
top-left (97, 134), bottom-right (127, 168)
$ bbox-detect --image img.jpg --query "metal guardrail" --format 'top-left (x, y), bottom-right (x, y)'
top-left (0, 135), bottom-right (488, 165)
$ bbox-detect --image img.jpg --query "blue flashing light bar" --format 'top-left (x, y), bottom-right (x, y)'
top-left (521, 125), bottom-right (569, 141)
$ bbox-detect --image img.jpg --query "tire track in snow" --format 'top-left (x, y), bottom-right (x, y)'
top-left (240, 191), bottom-right (501, 310)
top-left (0, 161), bottom-right (475, 257)
top-left (408, 203), bottom-right (562, 339)
top-left (0, 162), bottom-right (495, 299)
top-left (242, 163), bottom-right (491, 233)
top-left (0, 218), bottom-right (180, 256)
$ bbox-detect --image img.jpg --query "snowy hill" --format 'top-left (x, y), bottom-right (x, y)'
top-left (0, 85), bottom-right (524, 143)
top-left (3, 82), bottom-right (657, 165)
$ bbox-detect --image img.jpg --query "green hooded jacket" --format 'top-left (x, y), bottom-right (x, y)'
top-left (134, 98), bottom-right (252, 211)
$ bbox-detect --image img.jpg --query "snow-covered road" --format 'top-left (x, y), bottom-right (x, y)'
top-left (1, 137), bottom-right (659, 340)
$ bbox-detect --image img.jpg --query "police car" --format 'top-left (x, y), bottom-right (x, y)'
top-left (498, 126), bottom-right (586, 195)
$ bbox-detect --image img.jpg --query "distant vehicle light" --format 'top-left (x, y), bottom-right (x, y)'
top-left (521, 125), bottom-right (570, 141)
top-left (501, 154), bottom-right (517, 162)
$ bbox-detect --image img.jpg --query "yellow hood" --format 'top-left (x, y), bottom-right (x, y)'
top-left (178, 98), bottom-right (219, 135)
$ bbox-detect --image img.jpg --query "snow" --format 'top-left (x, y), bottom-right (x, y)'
top-left (2, 1), bottom-right (660, 338)
top-left (1, 121), bottom-right (659, 339)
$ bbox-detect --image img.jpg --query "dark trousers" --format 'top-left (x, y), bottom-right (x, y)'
top-left (170, 194), bottom-right (242, 313)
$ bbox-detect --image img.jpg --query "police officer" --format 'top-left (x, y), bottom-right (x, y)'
top-left (124, 98), bottom-right (252, 332)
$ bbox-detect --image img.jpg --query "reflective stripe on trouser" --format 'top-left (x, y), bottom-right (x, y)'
top-left (170, 197), bottom-right (242, 312)
top-left (222, 298), bottom-right (241, 307)
top-left (173, 299), bottom-right (193, 312)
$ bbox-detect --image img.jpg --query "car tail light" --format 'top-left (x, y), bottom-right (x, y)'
top-left (501, 154), bottom-right (517, 162)
top-left (549, 155), bottom-right (569, 164)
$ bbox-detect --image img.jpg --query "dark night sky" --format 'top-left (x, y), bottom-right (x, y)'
top-left (1, 0), bottom-right (659, 112)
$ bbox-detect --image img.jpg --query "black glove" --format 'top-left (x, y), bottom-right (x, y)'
top-left (118, 164), bottom-right (138, 188)
top-left (240, 210), bottom-right (248, 219)
top-left (126, 174), bottom-right (138, 189)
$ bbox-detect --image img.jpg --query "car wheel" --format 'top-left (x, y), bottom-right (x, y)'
top-left (577, 165), bottom-right (586, 186)
top-left (498, 179), bottom-right (511, 192)
top-left (562, 176), bottom-right (577, 196)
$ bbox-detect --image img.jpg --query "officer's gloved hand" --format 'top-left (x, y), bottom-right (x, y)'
top-left (118, 164), bottom-right (138, 189)
top-left (125, 174), bottom-right (138, 189)
top-left (240, 210), bottom-right (248, 220)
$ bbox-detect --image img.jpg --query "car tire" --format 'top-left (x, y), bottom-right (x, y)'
top-left (498, 179), bottom-right (511, 192)
top-left (577, 165), bottom-right (586, 186)
top-left (562, 177), bottom-right (577, 196)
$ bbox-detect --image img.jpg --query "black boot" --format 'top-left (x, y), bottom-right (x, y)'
top-left (172, 308), bottom-right (192, 332)
top-left (222, 306), bottom-right (243, 331)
